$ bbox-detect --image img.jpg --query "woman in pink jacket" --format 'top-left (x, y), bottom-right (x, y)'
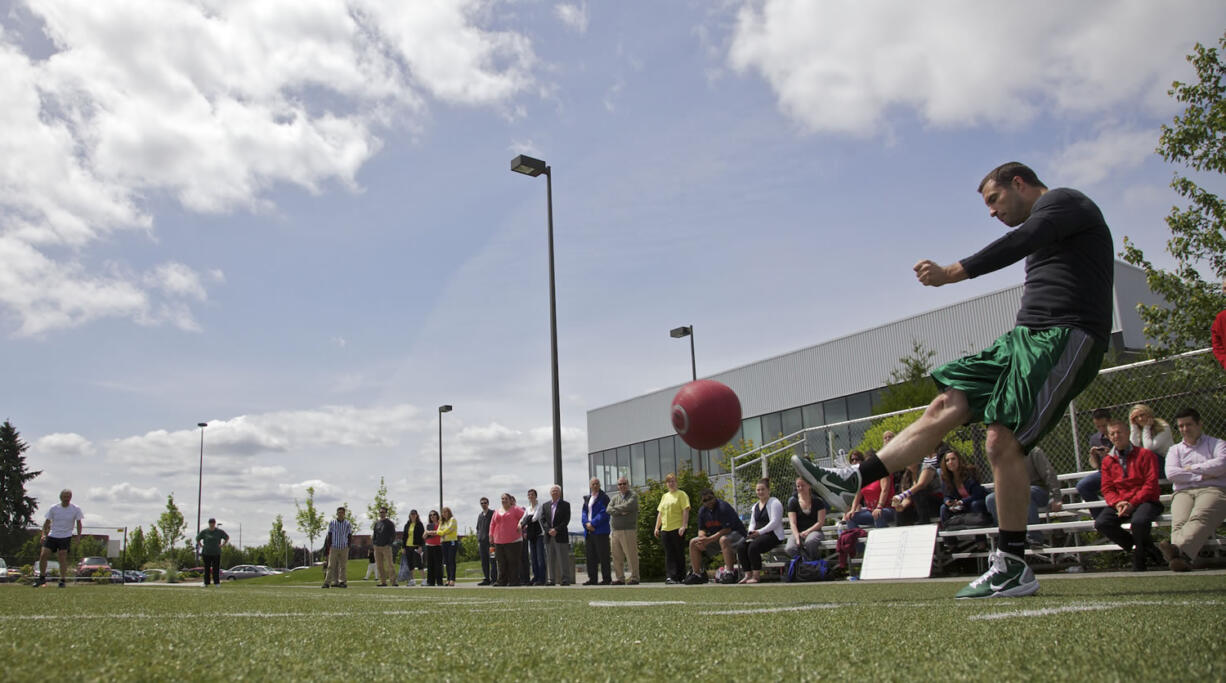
top-left (490, 493), bottom-right (525, 586)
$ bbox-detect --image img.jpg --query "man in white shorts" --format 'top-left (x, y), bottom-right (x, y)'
top-left (35, 489), bottom-right (84, 588)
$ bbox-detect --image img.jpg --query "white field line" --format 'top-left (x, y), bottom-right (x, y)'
top-left (0, 610), bottom-right (432, 621)
top-left (969, 599), bottom-right (1220, 621)
top-left (589, 600), bottom-right (687, 607)
top-left (702, 603), bottom-right (841, 615)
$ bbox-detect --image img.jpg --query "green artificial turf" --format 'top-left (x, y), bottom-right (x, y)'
top-left (1, 572), bottom-right (1223, 681)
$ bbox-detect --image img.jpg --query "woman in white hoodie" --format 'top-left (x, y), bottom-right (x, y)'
top-left (1130, 403), bottom-right (1173, 466)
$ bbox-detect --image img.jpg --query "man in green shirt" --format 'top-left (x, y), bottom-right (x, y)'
top-left (195, 518), bottom-right (230, 586)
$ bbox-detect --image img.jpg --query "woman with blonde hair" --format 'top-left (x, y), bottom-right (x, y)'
top-left (439, 507), bottom-right (459, 586)
top-left (1129, 404), bottom-right (1173, 465)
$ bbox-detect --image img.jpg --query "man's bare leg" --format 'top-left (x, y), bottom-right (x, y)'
top-left (986, 424), bottom-right (1029, 532)
top-left (876, 389), bottom-right (972, 472)
top-left (38, 546), bottom-right (49, 577)
top-left (794, 388), bottom-right (970, 511)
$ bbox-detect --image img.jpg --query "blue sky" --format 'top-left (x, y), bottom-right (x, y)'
top-left (3, 0), bottom-right (1222, 545)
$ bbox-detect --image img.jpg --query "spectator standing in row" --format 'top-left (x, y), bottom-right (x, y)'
top-left (786, 477), bottom-right (827, 561)
top-left (491, 493), bottom-right (525, 586)
top-left (195, 517), bottom-right (229, 587)
top-left (423, 510), bottom-right (443, 586)
top-left (1095, 420), bottom-right (1163, 571)
top-left (35, 489), bottom-right (82, 588)
top-left (400, 509), bottom-right (424, 586)
top-left (372, 506), bottom-right (397, 587)
top-left (737, 478), bottom-right (784, 584)
top-left (684, 489), bottom-right (745, 585)
top-left (582, 477), bottom-right (612, 585)
top-left (520, 489), bottom-right (547, 586)
top-left (1076, 408), bottom-right (1113, 504)
top-left (322, 507), bottom-right (352, 589)
top-left (986, 447), bottom-right (1062, 545)
top-left (607, 477), bottom-right (640, 585)
top-left (1129, 403), bottom-right (1173, 467)
top-left (439, 507), bottom-right (458, 586)
top-left (1161, 408), bottom-right (1226, 571)
top-left (653, 473), bottom-right (690, 585)
top-left (541, 485), bottom-right (572, 586)
top-left (476, 497), bottom-right (496, 586)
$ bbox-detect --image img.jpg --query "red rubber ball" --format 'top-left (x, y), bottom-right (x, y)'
top-left (671, 380), bottom-right (742, 451)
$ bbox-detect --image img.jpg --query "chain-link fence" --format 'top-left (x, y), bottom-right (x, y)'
top-left (719, 348), bottom-right (1225, 515)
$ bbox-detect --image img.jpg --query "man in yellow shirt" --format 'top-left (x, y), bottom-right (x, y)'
top-left (653, 473), bottom-right (691, 585)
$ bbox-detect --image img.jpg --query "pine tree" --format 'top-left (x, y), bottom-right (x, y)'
top-left (0, 420), bottom-right (41, 555)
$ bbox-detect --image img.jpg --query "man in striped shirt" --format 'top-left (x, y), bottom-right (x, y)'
top-left (322, 507), bottom-right (353, 589)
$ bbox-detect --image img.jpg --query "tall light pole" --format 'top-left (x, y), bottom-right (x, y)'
top-left (670, 325), bottom-right (696, 381)
top-left (510, 154), bottom-right (564, 496)
top-left (195, 422), bottom-right (208, 561)
top-left (438, 405), bottom-right (453, 512)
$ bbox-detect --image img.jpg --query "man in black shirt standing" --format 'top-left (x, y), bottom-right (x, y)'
top-left (796, 162), bottom-right (1112, 599)
top-left (372, 507), bottom-right (397, 587)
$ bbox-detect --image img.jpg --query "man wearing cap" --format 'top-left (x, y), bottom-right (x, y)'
top-left (195, 518), bottom-right (230, 587)
top-left (372, 506), bottom-right (398, 587)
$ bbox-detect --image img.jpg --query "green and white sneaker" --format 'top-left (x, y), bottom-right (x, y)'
top-left (791, 455), bottom-right (859, 512)
top-left (955, 550), bottom-right (1038, 599)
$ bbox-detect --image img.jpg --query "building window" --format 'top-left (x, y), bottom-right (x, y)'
top-left (782, 407), bottom-right (803, 437)
top-left (742, 417), bottom-right (762, 449)
top-left (761, 412), bottom-right (782, 444)
top-left (631, 442), bottom-right (645, 486)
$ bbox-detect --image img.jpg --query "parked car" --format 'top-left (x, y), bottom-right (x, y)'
top-left (107, 569), bottom-right (125, 584)
top-left (0, 558), bottom-right (10, 583)
top-left (122, 570), bottom-right (146, 583)
top-left (141, 568), bottom-right (167, 581)
top-left (221, 564), bottom-right (277, 581)
top-left (77, 556), bottom-right (111, 578)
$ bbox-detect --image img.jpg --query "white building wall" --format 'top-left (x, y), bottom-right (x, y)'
top-left (588, 262), bottom-right (1148, 454)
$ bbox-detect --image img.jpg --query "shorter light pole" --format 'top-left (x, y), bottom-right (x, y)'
top-left (195, 422), bottom-right (208, 562)
top-left (438, 405), bottom-right (453, 512)
top-left (670, 325), bottom-right (696, 381)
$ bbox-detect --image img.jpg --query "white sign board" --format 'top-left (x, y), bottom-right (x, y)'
top-left (858, 524), bottom-right (938, 580)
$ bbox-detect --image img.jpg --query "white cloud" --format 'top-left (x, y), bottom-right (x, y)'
top-left (726, 0), bottom-right (1224, 136)
top-left (556, 2), bottom-right (590, 34)
top-left (33, 432), bottom-right (96, 457)
top-left (88, 481), bottom-right (160, 503)
top-left (1049, 126), bottom-right (1158, 187)
top-left (0, 0), bottom-right (537, 336)
top-left (107, 404), bottom-right (425, 468)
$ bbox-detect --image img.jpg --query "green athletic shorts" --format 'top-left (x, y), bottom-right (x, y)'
top-left (931, 326), bottom-right (1106, 451)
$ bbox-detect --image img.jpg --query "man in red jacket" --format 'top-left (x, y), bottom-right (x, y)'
top-left (1094, 420), bottom-right (1163, 571)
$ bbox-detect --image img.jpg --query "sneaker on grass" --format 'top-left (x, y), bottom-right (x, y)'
top-left (791, 455), bottom-right (860, 512)
top-left (682, 572), bottom-right (708, 585)
top-left (955, 550), bottom-right (1038, 599)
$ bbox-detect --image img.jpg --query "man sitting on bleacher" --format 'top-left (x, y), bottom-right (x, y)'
top-left (1160, 407), bottom-right (1226, 572)
top-left (1094, 420), bottom-right (1163, 571)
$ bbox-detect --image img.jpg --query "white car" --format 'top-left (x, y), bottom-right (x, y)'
top-left (221, 564), bottom-right (277, 581)
top-left (0, 558), bottom-right (9, 582)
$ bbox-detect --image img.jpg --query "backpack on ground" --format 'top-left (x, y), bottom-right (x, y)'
top-left (784, 556), bottom-right (831, 582)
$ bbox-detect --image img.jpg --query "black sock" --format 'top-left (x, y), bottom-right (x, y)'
top-left (999, 530), bottom-right (1027, 558)
top-left (858, 453), bottom-right (889, 487)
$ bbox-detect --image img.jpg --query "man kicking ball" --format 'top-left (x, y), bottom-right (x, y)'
top-left (795, 162), bottom-right (1112, 598)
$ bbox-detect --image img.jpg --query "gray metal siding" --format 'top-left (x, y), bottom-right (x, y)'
top-left (587, 263), bottom-right (1144, 453)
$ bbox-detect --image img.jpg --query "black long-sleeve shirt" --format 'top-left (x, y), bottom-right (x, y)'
top-left (372, 518), bottom-right (396, 546)
top-left (960, 188), bottom-right (1114, 342)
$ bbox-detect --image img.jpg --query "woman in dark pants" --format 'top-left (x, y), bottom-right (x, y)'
top-left (423, 510), bottom-right (443, 587)
top-left (737, 478), bottom-right (785, 584)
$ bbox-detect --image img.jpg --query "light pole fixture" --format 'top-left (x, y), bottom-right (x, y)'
top-left (670, 325), bottom-right (696, 381)
top-left (438, 405), bottom-right (453, 513)
top-left (510, 153), bottom-right (564, 497)
top-left (195, 422), bottom-right (208, 562)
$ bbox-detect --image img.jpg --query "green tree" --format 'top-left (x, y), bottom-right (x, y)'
top-left (295, 486), bottom-right (326, 559)
top-left (268, 515), bottom-right (292, 569)
top-left (0, 420), bottom-right (41, 556)
top-left (157, 493), bottom-right (186, 551)
top-left (1123, 31), bottom-right (1226, 357)
top-left (873, 340), bottom-right (939, 415)
top-left (75, 535), bottom-right (107, 563)
top-left (635, 467), bottom-right (712, 581)
top-left (126, 526), bottom-right (148, 568)
top-left (458, 528), bottom-right (479, 562)
top-left (365, 477), bottom-right (397, 531)
top-left (145, 525), bottom-right (165, 561)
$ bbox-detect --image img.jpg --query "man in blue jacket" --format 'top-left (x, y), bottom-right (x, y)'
top-left (582, 477), bottom-right (612, 585)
